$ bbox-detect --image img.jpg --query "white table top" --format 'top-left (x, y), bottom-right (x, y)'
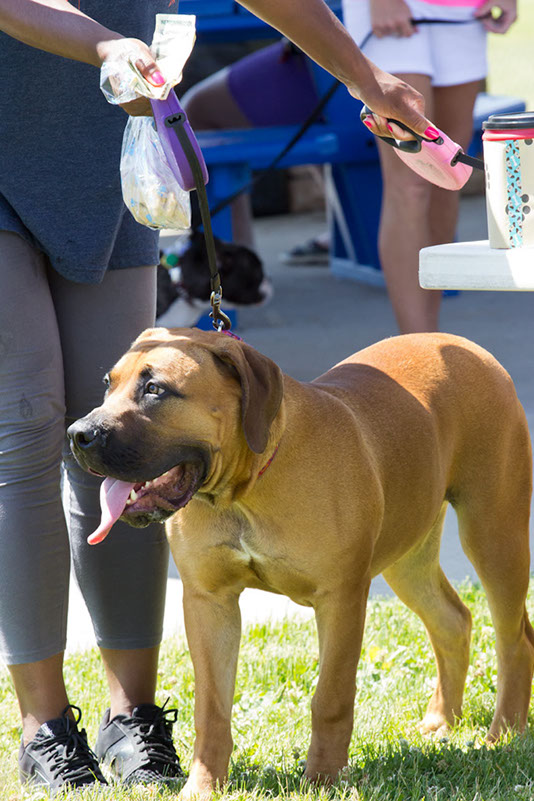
top-left (419, 240), bottom-right (534, 291)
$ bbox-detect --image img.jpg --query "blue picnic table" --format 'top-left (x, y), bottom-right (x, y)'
top-left (180, 0), bottom-right (343, 42)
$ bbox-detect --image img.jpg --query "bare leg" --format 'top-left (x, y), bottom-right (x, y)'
top-left (376, 73), bottom-right (439, 334)
top-left (378, 78), bottom-right (481, 333)
top-left (182, 69), bottom-right (256, 249)
top-left (9, 655), bottom-right (70, 745)
top-left (100, 646), bottom-right (160, 719)
top-left (11, 646), bottom-right (162, 744)
top-left (429, 80), bottom-right (482, 246)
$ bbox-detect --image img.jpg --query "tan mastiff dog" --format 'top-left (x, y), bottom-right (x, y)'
top-left (68, 328), bottom-right (534, 798)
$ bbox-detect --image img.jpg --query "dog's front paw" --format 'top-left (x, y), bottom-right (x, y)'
top-left (304, 760), bottom-right (343, 785)
top-left (179, 777), bottom-right (215, 801)
top-left (179, 760), bottom-right (227, 800)
top-left (418, 712), bottom-right (452, 737)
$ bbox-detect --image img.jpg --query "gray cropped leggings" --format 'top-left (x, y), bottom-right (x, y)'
top-left (0, 232), bottom-right (169, 665)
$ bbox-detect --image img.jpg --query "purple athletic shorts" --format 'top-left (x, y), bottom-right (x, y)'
top-left (228, 40), bottom-right (320, 127)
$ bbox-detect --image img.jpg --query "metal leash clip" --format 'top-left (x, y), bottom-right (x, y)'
top-left (210, 288), bottom-right (232, 332)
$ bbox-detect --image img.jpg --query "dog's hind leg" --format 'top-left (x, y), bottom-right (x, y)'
top-left (455, 479), bottom-right (534, 740)
top-left (382, 503), bottom-right (472, 735)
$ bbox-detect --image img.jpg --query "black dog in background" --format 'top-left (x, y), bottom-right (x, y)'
top-left (157, 231), bottom-right (271, 324)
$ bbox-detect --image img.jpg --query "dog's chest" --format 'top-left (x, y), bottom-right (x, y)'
top-left (237, 534), bottom-right (263, 566)
top-left (230, 531), bottom-right (315, 605)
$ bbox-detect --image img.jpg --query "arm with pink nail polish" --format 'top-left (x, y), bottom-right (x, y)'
top-left (237, 0), bottom-right (432, 137)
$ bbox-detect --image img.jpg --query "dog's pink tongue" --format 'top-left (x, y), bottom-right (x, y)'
top-left (87, 477), bottom-right (135, 545)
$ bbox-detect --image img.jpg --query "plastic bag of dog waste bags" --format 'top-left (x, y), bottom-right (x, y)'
top-left (100, 14), bottom-right (196, 104)
top-left (100, 14), bottom-right (195, 230)
top-left (120, 116), bottom-right (191, 230)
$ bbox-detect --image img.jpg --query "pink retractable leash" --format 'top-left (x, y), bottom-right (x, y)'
top-left (360, 105), bottom-right (484, 190)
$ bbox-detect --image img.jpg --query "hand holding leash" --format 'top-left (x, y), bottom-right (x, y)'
top-left (360, 104), bottom-right (484, 190)
top-left (351, 62), bottom-right (431, 142)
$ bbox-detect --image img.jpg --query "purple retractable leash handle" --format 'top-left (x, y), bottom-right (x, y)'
top-left (150, 92), bottom-right (208, 191)
top-left (150, 93), bottom-right (232, 331)
top-left (360, 105), bottom-right (484, 190)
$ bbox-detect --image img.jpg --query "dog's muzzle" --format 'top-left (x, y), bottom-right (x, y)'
top-left (67, 418), bottom-right (208, 544)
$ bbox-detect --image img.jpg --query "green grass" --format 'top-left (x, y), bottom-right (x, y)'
top-left (487, 0), bottom-right (534, 109)
top-left (3, 581), bottom-right (534, 800)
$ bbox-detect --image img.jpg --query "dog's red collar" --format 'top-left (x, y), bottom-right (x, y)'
top-left (221, 330), bottom-right (242, 341)
top-left (258, 443), bottom-right (280, 478)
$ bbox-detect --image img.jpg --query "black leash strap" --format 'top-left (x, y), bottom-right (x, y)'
top-left (164, 111), bottom-right (232, 331)
top-left (452, 150), bottom-right (485, 170)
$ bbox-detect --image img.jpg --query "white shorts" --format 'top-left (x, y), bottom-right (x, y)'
top-left (342, 0), bottom-right (487, 87)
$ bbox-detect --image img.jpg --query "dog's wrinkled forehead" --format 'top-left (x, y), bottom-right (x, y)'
top-left (133, 327), bottom-right (208, 354)
top-left (105, 327), bottom-right (283, 455)
top-left (112, 330), bottom-right (211, 386)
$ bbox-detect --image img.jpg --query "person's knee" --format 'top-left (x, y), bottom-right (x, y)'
top-left (0, 400), bottom-right (65, 483)
top-left (182, 68), bottom-right (244, 130)
top-left (181, 84), bottom-right (215, 129)
top-left (383, 171), bottom-right (432, 209)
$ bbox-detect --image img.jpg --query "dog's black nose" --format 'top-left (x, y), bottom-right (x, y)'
top-left (67, 421), bottom-right (102, 451)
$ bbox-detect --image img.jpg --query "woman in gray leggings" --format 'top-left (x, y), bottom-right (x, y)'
top-left (0, 0), bottom-right (184, 793)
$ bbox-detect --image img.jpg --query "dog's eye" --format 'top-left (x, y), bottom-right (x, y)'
top-left (103, 374), bottom-right (110, 388)
top-left (145, 381), bottom-right (165, 396)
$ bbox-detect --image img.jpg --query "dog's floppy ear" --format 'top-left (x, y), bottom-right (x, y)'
top-left (208, 337), bottom-right (284, 454)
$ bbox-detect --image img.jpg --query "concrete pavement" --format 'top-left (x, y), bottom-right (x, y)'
top-left (66, 192), bottom-right (534, 652)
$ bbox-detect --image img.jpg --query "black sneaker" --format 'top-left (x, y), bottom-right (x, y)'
top-left (95, 701), bottom-right (183, 784)
top-left (18, 705), bottom-right (107, 795)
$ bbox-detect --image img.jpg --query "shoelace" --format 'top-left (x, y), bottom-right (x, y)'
top-left (34, 705), bottom-right (101, 783)
top-left (128, 701), bottom-right (180, 771)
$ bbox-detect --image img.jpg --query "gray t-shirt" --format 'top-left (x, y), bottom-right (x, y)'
top-left (0, 1), bottom-right (175, 283)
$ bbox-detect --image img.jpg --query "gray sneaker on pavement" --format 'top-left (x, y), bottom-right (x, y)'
top-left (95, 702), bottom-right (183, 784)
top-left (279, 237), bottom-right (330, 265)
top-left (18, 705), bottom-right (107, 795)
